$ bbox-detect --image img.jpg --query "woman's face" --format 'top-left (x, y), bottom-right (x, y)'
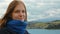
top-left (12, 4), bottom-right (26, 21)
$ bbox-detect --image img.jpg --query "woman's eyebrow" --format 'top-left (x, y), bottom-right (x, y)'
top-left (15, 10), bottom-right (25, 12)
top-left (14, 10), bottom-right (20, 13)
top-left (16, 10), bottom-right (20, 11)
top-left (15, 9), bottom-right (25, 11)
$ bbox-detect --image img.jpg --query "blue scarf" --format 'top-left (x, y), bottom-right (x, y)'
top-left (6, 20), bottom-right (27, 34)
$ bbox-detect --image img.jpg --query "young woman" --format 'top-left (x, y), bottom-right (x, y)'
top-left (0, 0), bottom-right (29, 34)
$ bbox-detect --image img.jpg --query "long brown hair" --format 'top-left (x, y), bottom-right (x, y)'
top-left (0, 1), bottom-right (27, 28)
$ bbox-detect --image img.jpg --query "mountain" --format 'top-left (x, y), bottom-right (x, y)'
top-left (28, 17), bottom-right (60, 23)
top-left (27, 19), bottom-right (60, 29)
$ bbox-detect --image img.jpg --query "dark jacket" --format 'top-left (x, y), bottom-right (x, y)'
top-left (0, 20), bottom-right (29, 34)
top-left (0, 27), bottom-right (29, 34)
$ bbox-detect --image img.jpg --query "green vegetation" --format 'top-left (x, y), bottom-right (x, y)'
top-left (27, 20), bottom-right (60, 29)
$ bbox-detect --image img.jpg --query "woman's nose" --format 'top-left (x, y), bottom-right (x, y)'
top-left (19, 11), bottom-right (23, 16)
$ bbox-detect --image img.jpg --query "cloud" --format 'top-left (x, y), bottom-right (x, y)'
top-left (5, 0), bottom-right (12, 2)
top-left (0, 0), bottom-right (13, 17)
top-left (27, 11), bottom-right (40, 21)
top-left (36, 2), bottom-right (45, 8)
top-left (0, 1), bottom-right (12, 18)
top-left (45, 9), bottom-right (60, 17)
top-left (0, 0), bottom-right (5, 2)
top-left (27, 11), bottom-right (48, 21)
top-left (0, 3), bottom-right (9, 9)
top-left (0, 9), bottom-right (6, 13)
top-left (0, 0), bottom-right (13, 9)
top-left (24, 0), bottom-right (35, 3)
top-left (0, 9), bottom-right (6, 18)
top-left (27, 8), bottom-right (60, 21)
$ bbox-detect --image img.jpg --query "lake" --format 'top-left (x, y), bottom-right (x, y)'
top-left (27, 29), bottom-right (60, 34)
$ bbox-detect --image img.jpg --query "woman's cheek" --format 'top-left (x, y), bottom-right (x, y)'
top-left (13, 14), bottom-right (19, 19)
top-left (13, 14), bottom-right (23, 20)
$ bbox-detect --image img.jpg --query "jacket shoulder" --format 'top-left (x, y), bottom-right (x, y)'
top-left (0, 27), bottom-right (17, 34)
top-left (0, 27), bottom-right (29, 34)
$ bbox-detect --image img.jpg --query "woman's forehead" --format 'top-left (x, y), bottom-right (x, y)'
top-left (14, 4), bottom-right (25, 11)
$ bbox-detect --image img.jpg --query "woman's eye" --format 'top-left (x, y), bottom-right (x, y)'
top-left (15, 10), bottom-right (20, 13)
top-left (14, 10), bottom-right (25, 13)
top-left (22, 10), bottom-right (25, 13)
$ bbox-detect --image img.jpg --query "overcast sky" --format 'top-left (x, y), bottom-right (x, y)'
top-left (0, 0), bottom-right (60, 21)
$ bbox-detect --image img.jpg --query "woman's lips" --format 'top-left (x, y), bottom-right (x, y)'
top-left (19, 17), bottom-right (24, 19)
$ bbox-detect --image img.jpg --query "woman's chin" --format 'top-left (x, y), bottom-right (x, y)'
top-left (19, 19), bottom-right (24, 22)
top-left (13, 18), bottom-right (25, 22)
